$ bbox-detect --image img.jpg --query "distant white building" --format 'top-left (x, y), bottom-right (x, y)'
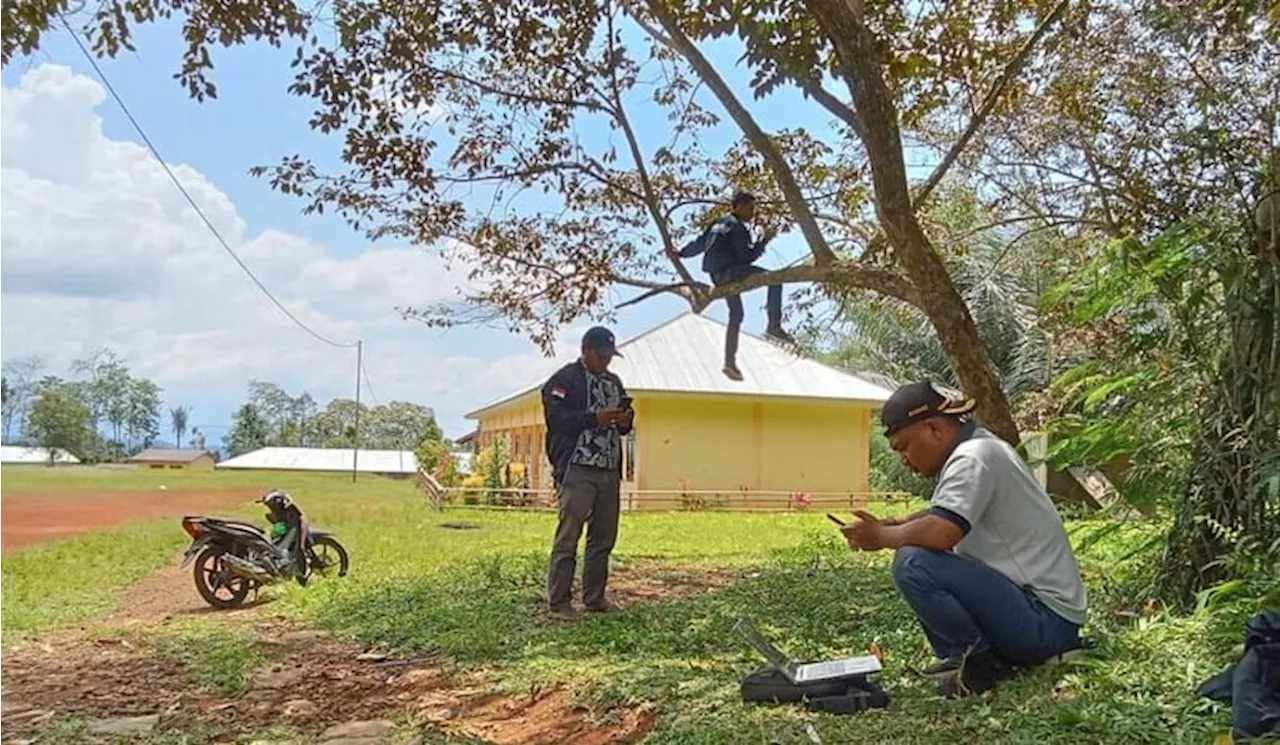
top-left (215, 446), bottom-right (419, 476)
top-left (0, 446), bottom-right (81, 465)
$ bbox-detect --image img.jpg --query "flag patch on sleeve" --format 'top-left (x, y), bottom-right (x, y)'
top-left (551, 385), bottom-right (567, 399)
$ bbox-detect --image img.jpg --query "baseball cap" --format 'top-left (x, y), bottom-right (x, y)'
top-left (880, 380), bottom-right (976, 436)
top-left (581, 326), bottom-right (623, 358)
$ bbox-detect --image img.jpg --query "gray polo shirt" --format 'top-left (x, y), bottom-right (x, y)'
top-left (930, 423), bottom-right (1088, 625)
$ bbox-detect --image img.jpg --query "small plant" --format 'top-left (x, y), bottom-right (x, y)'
top-left (474, 438), bottom-right (512, 505)
top-left (430, 449), bottom-right (462, 487)
top-left (458, 473), bottom-right (485, 504)
top-left (676, 477), bottom-right (705, 511)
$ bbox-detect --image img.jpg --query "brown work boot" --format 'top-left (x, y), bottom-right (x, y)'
top-left (548, 604), bottom-right (582, 621)
top-left (585, 599), bottom-right (622, 614)
top-left (722, 364), bottom-right (743, 381)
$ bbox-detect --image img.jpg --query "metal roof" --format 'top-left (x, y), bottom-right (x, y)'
top-left (215, 447), bottom-right (419, 474)
top-left (0, 446), bottom-right (81, 464)
top-left (130, 448), bottom-right (210, 463)
top-left (467, 312), bottom-right (894, 418)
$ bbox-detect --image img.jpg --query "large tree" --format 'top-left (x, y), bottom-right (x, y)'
top-left (26, 379), bottom-right (93, 463)
top-left (365, 400), bottom-right (442, 451)
top-left (1, 355), bottom-right (45, 443)
top-left (124, 377), bottom-right (163, 450)
top-left (224, 403), bottom-right (270, 457)
top-left (0, 0), bottom-right (1097, 447)
top-left (947, 2), bottom-right (1279, 598)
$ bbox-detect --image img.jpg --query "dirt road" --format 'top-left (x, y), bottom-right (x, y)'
top-left (1, 489), bottom-right (259, 553)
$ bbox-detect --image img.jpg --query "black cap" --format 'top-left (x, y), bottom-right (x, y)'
top-left (731, 190), bottom-right (756, 206)
top-left (880, 380), bottom-right (976, 436)
top-left (581, 326), bottom-right (623, 358)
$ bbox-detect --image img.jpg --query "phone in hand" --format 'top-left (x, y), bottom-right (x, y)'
top-left (826, 513), bottom-right (846, 527)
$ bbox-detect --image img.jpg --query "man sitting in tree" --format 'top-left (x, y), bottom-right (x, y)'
top-left (840, 381), bottom-right (1089, 698)
top-left (679, 191), bottom-right (794, 381)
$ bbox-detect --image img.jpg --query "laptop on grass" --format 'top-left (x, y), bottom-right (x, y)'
top-left (735, 618), bottom-right (882, 684)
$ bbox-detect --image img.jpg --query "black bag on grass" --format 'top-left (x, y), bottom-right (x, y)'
top-left (740, 667), bottom-right (890, 714)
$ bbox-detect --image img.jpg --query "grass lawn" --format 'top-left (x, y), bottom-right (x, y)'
top-left (0, 465), bottom-right (266, 493)
top-left (2, 468), bottom-right (1252, 743)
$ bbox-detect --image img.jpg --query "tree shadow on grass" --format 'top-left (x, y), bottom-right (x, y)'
top-left (296, 545), bottom-right (1233, 744)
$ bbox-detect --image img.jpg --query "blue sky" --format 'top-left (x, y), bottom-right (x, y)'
top-left (1, 14), bottom-right (867, 443)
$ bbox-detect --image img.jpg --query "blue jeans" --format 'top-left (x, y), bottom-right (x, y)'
top-left (891, 546), bottom-right (1081, 665)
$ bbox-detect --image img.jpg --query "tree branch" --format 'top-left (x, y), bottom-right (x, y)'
top-left (615, 261), bottom-right (917, 310)
top-left (633, 2), bottom-right (839, 266)
top-left (603, 6), bottom-right (697, 288)
top-left (431, 65), bottom-right (608, 114)
top-left (913, 0), bottom-right (1070, 209)
top-left (798, 79), bottom-right (867, 142)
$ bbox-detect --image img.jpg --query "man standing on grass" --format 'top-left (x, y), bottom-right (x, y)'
top-left (841, 381), bottom-right (1088, 698)
top-left (541, 326), bottom-right (634, 621)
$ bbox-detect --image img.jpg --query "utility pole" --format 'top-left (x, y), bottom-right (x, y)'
top-left (352, 340), bottom-right (362, 483)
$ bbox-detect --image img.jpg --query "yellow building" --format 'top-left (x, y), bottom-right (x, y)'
top-left (465, 313), bottom-right (893, 510)
top-left (129, 448), bottom-right (216, 471)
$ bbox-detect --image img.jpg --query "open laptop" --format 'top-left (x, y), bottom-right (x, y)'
top-left (735, 617), bottom-right (882, 684)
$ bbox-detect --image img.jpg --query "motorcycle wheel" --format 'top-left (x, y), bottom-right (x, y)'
top-left (308, 536), bottom-right (350, 578)
top-left (193, 547), bottom-right (253, 609)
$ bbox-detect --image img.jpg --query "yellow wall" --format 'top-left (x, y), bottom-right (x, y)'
top-left (189, 453), bottom-right (216, 471)
top-left (474, 394), bottom-right (549, 487)
top-left (142, 453), bottom-right (215, 471)
top-left (637, 394), bottom-right (871, 508)
top-left (474, 391), bottom-right (875, 509)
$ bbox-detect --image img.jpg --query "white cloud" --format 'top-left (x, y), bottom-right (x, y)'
top-left (0, 64), bottom-right (568, 436)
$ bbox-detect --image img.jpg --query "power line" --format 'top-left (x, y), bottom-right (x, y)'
top-left (360, 360), bottom-right (380, 406)
top-left (58, 17), bottom-right (359, 350)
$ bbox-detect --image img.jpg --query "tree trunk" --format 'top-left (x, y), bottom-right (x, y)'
top-left (804, 0), bottom-right (1020, 446)
top-left (1161, 181), bottom-right (1280, 601)
top-left (900, 240), bottom-right (1021, 446)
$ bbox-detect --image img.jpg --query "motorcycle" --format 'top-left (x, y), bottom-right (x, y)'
top-left (180, 488), bottom-right (349, 609)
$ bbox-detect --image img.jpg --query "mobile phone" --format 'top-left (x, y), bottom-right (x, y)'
top-left (826, 513), bottom-right (846, 527)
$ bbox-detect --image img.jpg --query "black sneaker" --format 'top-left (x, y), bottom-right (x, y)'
top-left (920, 656), bottom-right (964, 680)
top-left (937, 650), bottom-right (1015, 699)
top-left (765, 327), bottom-right (796, 345)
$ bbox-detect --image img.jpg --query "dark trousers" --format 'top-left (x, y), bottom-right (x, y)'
top-left (547, 465), bottom-right (621, 608)
top-left (711, 264), bottom-right (782, 367)
top-left (891, 546), bottom-right (1081, 665)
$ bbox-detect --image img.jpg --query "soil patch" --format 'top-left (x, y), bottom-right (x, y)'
top-left (1, 488), bottom-right (259, 553)
top-left (108, 556), bottom-right (277, 627)
top-left (607, 563), bottom-right (745, 605)
top-left (406, 672), bottom-right (654, 745)
top-left (1, 625), bottom-right (654, 744)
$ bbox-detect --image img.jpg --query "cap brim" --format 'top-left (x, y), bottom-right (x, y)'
top-left (939, 398), bottom-right (976, 415)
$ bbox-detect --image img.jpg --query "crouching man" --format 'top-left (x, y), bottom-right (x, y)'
top-left (842, 381), bottom-right (1088, 698)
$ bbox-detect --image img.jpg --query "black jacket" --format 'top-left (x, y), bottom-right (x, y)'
top-left (541, 362), bottom-right (632, 486)
top-left (701, 215), bottom-right (767, 276)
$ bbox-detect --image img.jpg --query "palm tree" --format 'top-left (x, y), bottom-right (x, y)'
top-left (822, 199), bottom-right (1056, 408)
top-left (170, 405), bottom-right (190, 449)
